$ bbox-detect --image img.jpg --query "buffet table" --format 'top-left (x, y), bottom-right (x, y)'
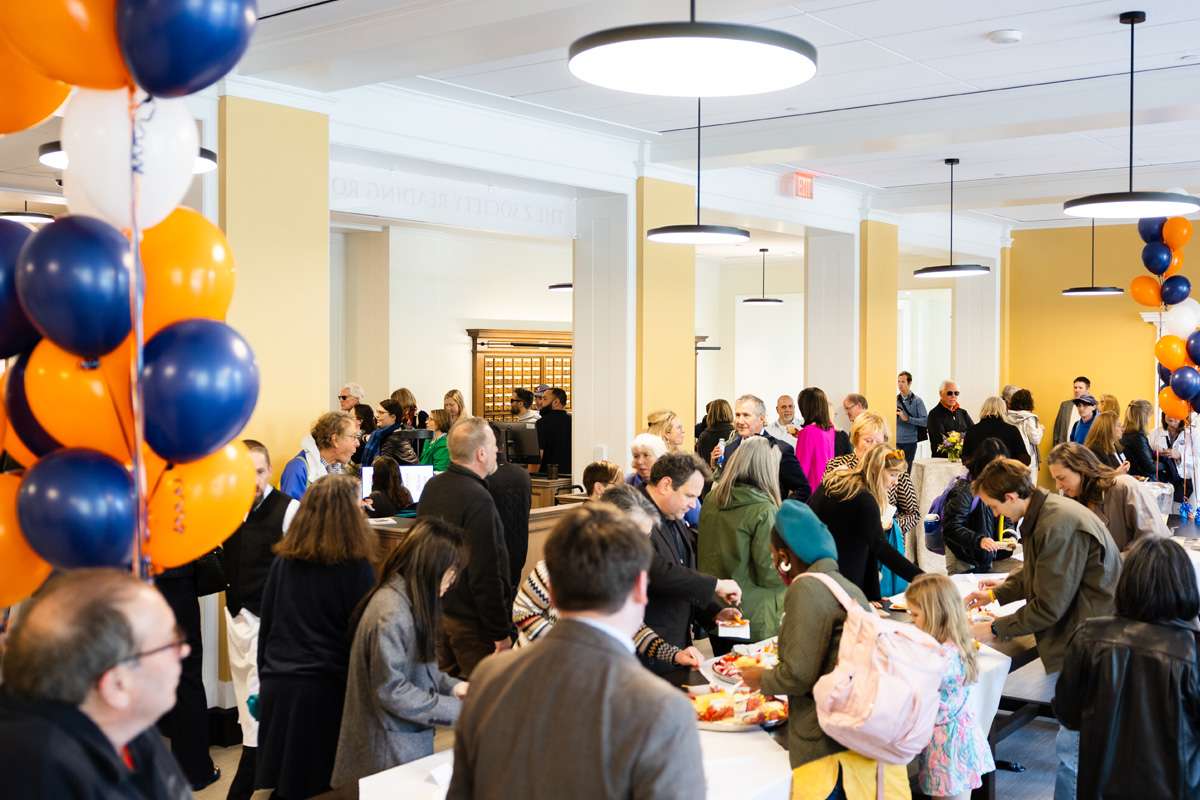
top-left (340, 728), bottom-right (792, 800)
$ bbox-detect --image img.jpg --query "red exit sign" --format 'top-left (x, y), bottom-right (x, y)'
top-left (793, 172), bottom-right (814, 199)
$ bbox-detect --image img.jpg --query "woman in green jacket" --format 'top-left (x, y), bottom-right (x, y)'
top-left (420, 409), bottom-right (452, 472)
top-left (698, 436), bottom-right (785, 648)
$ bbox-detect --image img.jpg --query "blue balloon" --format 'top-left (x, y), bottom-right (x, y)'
top-left (0, 220), bottom-right (39, 359)
top-left (16, 449), bottom-right (137, 569)
top-left (1138, 217), bottom-right (1168, 244)
top-left (1193, 395), bottom-right (1200, 414)
top-left (1159, 363), bottom-right (1174, 385)
top-left (1189, 331), bottom-right (1200, 366)
top-left (16, 216), bottom-right (131, 359)
top-left (144, 319), bottom-right (259, 463)
top-left (3, 348), bottom-right (62, 463)
top-left (117, 0), bottom-right (257, 98)
top-left (1162, 275), bottom-right (1192, 305)
top-left (1172, 366), bottom-right (1200, 401)
top-left (1143, 242), bottom-right (1174, 275)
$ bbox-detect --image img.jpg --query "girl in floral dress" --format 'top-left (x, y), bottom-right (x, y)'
top-left (906, 574), bottom-right (996, 800)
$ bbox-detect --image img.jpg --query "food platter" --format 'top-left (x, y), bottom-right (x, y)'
top-left (691, 691), bottom-right (789, 732)
top-left (709, 638), bottom-right (778, 684)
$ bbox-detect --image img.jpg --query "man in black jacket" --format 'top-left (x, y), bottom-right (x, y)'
top-left (220, 439), bottom-right (300, 800)
top-left (487, 423), bottom-right (533, 588)
top-left (927, 379), bottom-right (974, 457)
top-left (709, 394), bottom-right (811, 501)
top-left (419, 416), bottom-right (512, 678)
top-left (639, 452), bottom-right (742, 674)
top-left (0, 569), bottom-right (192, 800)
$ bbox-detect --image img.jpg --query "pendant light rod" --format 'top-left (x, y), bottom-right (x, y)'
top-left (1091, 219), bottom-right (1096, 284)
top-left (1127, 12), bottom-right (1135, 191)
top-left (947, 157), bottom-right (957, 263)
top-left (760, 248), bottom-right (767, 297)
top-left (696, 98), bottom-right (702, 226)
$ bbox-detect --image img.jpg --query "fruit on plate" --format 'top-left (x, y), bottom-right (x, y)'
top-left (691, 691), bottom-right (789, 726)
top-left (712, 651), bottom-right (776, 680)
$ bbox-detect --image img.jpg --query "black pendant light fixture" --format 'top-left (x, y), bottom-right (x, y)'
top-left (743, 248), bottom-right (783, 304)
top-left (39, 141), bottom-right (218, 175)
top-left (647, 99), bottom-right (749, 245)
top-left (1062, 220), bottom-right (1124, 296)
top-left (0, 201), bottom-right (54, 225)
top-left (1063, 11), bottom-right (1200, 218)
top-left (547, 282), bottom-right (573, 292)
top-left (914, 158), bottom-right (990, 279)
top-left (568, 0), bottom-right (817, 97)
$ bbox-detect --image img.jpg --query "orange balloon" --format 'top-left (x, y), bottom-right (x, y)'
top-left (1130, 275), bottom-right (1162, 307)
top-left (0, 0), bottom-right (131, 90)
top-left (24, 339), bottom-right (133, 461)
top-left (146, 441), bottom-right (255, 569)
top-left (1164, 217), bottom-right (1193, 251)
top-left (0, 474), bottom-right (53, 607)
top-left (1156, 334), bottom-right (1187, 371)
top-left (1165, 250), bottom-right (1185, 279)
top-left (141, 208), bottom-right (236, 339)
top-left (1160, 386), bottom-right (1192, 421)
top-left (0, 36), bottom-right (70, 136)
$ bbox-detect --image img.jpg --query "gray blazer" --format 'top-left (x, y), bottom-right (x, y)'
top-left (447, 618), bottom-right (705, 800)
top-left (331, 574), bottom-right (463, 787)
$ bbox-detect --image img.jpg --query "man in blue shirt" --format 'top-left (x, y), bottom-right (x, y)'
top-left (1069, 393), bottom-right (1099, 445)
top-left (896, 371), bottom-right (928, 471)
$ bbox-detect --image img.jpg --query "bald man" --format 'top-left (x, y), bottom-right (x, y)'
top-left (765, 395), bottom-right (799, 448)
top-left (0, 569), bottom-right (192, 799)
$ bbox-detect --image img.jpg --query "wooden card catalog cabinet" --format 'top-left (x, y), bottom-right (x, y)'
top-left (468, 329), bottom-right (573, 420)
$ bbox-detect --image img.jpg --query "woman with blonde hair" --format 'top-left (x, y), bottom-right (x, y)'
top-left (443, 389), bottom-right (468, 425)
top-left (420, 408), bottom-right (453, 472)
top-left (257, 475), bottom-right (378, 800)
top-left (822, 410), bottom-right (921, 534)
top-left (1047, 443), bottom-right (1168, 551)
top-left (1084, 410), bottom-right (1128, 471)
top-left (390, 387), bottom-right (428, 429)
top-left (963, 395), bottom-right (1028, 466)
top-left (698, 437), bottom-right (787, 647)
top-left (1097, 394), bottom-right (1120, 416)
top-left (809, 443), bottom-right (923, 601)
top-left (646, 408), bottom-right (685, 453)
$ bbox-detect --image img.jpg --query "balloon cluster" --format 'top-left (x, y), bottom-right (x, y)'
top-left (1132, 217), bottom-right (1198, 420)
top-left (0, 0), bottom-right (258, 606)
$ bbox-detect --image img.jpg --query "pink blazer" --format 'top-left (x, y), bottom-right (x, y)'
top-left (794, 425), bottom-right (835, 489)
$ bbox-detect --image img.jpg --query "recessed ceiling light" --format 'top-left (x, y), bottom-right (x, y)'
top-left (988, 29), bottom-right (1023, 45)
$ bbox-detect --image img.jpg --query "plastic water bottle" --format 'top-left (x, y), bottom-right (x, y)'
top-left (716, 439), bottom-right (726, 467)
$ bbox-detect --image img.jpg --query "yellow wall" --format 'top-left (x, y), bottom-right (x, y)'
top-left (220, 97), bottom-right (331, 472)
top-left (1008, 225), bottom-right (1155, 486)
top-left (859, 220), bottom-right (899, 438)
top-left (635, 177), bottom-right (697, 445)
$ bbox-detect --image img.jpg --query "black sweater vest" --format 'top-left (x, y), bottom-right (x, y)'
top-left (222, 489), bottom-right (291, 616)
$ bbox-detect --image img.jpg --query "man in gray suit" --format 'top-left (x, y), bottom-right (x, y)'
top-left (448, 504), bottom-right (705, 800)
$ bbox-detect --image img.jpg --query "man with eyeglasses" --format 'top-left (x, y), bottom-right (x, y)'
top-left (927, 379), bottom-right (974, 459)
top-left (337, 382), bottom-right (365, 411)
top-left (0, 568), bottom-right (193, 799)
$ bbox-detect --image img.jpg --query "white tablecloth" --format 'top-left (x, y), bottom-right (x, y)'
top-left (908, 458), bottom-right (968, 572)
top-left (359, 729), bottom-right (793, 800)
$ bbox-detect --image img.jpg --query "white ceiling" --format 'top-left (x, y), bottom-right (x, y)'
top-left (3, 1), bottom-right (1200, 230)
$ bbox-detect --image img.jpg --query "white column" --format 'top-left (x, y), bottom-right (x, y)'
top-left (805, 231), bottom-right (859, 401)
top-left (573, 194), bottom-right (636, 471)
top-left (951, 258), bottom-right (1001, 408)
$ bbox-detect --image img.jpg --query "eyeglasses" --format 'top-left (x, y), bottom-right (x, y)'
top-left (945, 391), bottom-right (960, 396)
top-left (886, 449), bottom-right (905, 460)
top-left (117, 625), bottom-right (190, 666)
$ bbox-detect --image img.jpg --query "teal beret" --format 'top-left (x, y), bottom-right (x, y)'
top-left (774, 500), bottom-right (838, 566)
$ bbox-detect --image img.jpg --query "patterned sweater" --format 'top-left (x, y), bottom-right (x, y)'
top-left (512, 560), bottom-right (682, 665)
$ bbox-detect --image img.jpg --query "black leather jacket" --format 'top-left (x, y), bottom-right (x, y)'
top-left (942, 478), bottom-right (997, 572)
top-left (1119, 431), bottom-right (1157, 479)
top-left (1054, 616), bottom-right (1200, 799)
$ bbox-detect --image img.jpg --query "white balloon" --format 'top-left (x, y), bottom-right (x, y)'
top-left (1165, 303), bottom-right (1198, 339)
top-left (62, 170), bottom-right (107, 220)
top-left (1179, 298), bottom-right (1200, 321)
top-left (62, 88), bottom-right (197, 231)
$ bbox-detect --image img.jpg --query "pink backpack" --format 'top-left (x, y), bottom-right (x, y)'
top-left (799, 572), bottom-right (947, 765)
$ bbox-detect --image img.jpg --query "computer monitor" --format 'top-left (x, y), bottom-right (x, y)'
top-left (359, 464), bottom-right (436, 503)
top-left (492, 420), bottom-right (541, 465)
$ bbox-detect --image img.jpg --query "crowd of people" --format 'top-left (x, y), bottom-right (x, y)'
top-left (1, 371), bottom-right (1198, 800)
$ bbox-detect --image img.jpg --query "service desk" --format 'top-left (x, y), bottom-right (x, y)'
top-left (530, 476), bottom-right (572, 508)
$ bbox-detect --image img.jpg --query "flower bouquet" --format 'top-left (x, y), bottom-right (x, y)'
top-left (939, 431), bottom-right (964, 461)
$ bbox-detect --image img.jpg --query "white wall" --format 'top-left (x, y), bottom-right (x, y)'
top-left (380, 224), bottom-right (573, 413)
top-left (898, 288), bottom-right (952, 457)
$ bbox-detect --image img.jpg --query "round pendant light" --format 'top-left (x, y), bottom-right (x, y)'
top-left (547, 282), bottom-right (573, 292)
top-left (1063, 220), bottom-right (1124, 296)
top-left (0, 202), bottom-right (54, 224)
top-left (40, 141), bottom-right (219, 175)
top-left (568, 8), bottom-right (817, 98)
top-left (743, 248), bottom-right (783, 304)
top-left (1063, 12), bottom-right (1200, 219)
top-left (914, 158), bottom-right (990, 279)
top-left (647, 99), bottom-right (749, 245)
